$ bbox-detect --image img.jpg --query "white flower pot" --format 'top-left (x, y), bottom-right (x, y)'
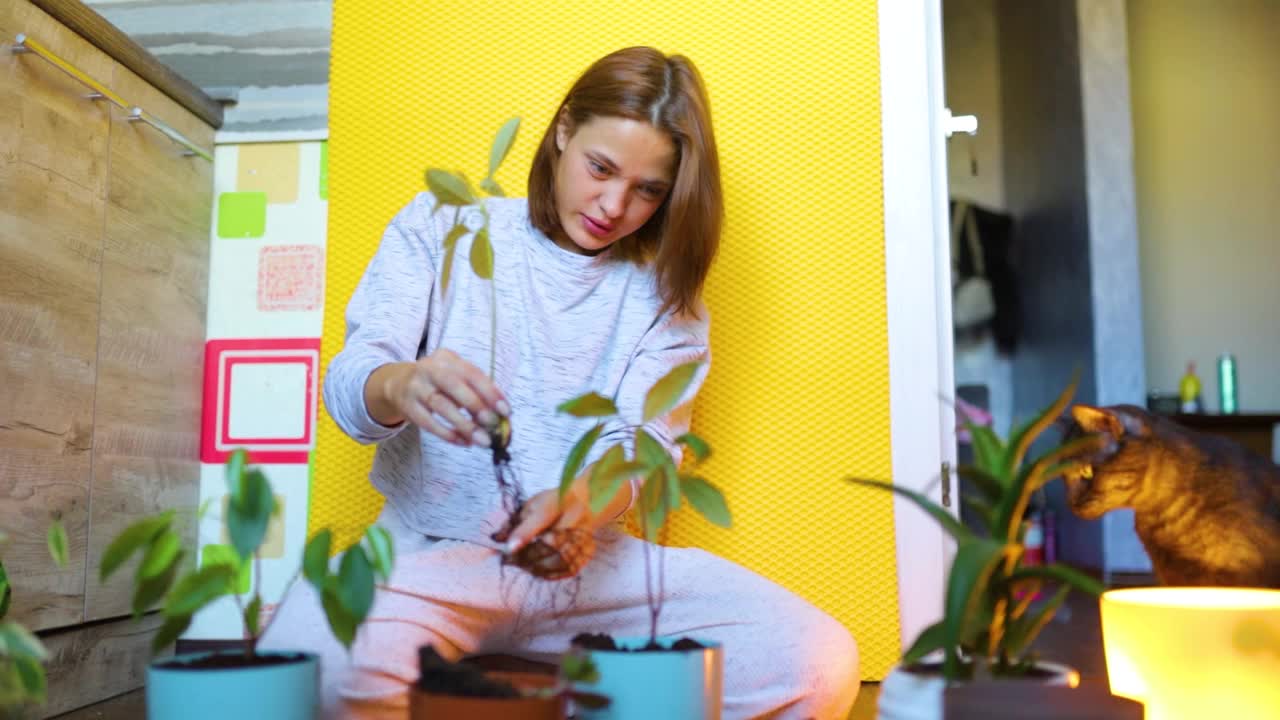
top-left (875, 660), bottom-right (1079, 720)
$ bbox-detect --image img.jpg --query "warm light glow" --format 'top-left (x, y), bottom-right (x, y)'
top-left (1101, 587), bottom-right (1280, 720)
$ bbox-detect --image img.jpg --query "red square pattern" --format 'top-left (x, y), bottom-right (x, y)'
top-left (258, 245), bottom-right (324, 312)
top-left (201, 337), bottom-right (322, 464)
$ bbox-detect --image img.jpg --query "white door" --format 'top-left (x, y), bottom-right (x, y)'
top-left (879, 0), bottom-right (964, 652)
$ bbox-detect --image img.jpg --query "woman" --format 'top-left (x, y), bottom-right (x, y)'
top-left (261, 46), bottom-right (859, 719)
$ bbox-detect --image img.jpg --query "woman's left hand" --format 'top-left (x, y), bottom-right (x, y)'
top-left (495, 473), bottom-right (632, 579)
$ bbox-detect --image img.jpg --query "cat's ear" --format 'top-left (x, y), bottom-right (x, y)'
top-left (1111, 404), bottom-right (1154, 437)
top-left (1071, 404), bottom-right (1126, 438)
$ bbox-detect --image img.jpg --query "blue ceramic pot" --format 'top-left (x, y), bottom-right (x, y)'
top-left (147, 651), bottom-right (318, 720)
top-left (573, 637), bottom-right (723, 720)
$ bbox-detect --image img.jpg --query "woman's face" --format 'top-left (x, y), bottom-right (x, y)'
top-left (552, 114), bottom-right (677, 255)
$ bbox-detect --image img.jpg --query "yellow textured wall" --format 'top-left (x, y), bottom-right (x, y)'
top-left (317, 0), bottom-right (898, 678)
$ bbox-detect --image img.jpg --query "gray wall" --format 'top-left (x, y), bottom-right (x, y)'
top-left (86, 0), bottom-right (331, 134)
top-left (991, 0), bottom-right (1149, 574)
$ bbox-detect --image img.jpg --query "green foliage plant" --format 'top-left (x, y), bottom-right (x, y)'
top-left (100, 449), bottom-right (394, 658)
top-left (0, 520), bottom-right (68, 710)
top-left (556, 362), bottom-right (731, 645)
top-left (849, 378), bottom-right (1109, 682)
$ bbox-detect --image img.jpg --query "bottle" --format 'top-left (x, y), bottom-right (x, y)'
top-left (1218, 353), bottom-right (1238, 415)
top-left (1179, 362), bottom-right (1203, 414)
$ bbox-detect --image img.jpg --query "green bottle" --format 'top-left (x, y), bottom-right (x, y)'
top-left (1218, 353), bottom-right (1238, 415)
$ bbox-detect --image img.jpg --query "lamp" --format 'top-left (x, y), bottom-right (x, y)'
top-left (1100, 587), bottom-right (1280, 720)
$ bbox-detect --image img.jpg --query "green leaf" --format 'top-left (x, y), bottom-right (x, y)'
top-left (196, 496), bottom-right (215, 521)
top-left (943, 539), bottom-right (1015, 680)
top-left (559, 424), bottom-right (604, 499)
top-left (956, 465), bottom-right (1003, 502)
top-left (426, 169), bottom-right (475, 207)
top-left (163, 563), bottom-right (236, 617)
top-left (479, 177), bottom-right (505, 197)
top-left (961, 494), bottom-right (995, 529)
top-left (440, 223), bottom-right (467, 294)
top-left (47, 519), bottom-right (69, 568)
top-left (337, 547), bottom-right (375, 623)
top-left (320, 585), bottom-right (357, 649)
top-left (847, 478), bottom-right (972, 542)
top-left (680, 475), bottom-right (731, 528)
top-left (968, 425), bottom-right (1006, 477)
top-left (201, 544), bottom-right (250, 594)
top-left (100, 512), bottom-right (174, 582)
top-left (1004, 585), bottom-right (1071, 658)
top-left (559, 651), bottom-right (599, 684)
top-left (225, 449), bottom-right (248, 501)
top-left (675, 433), bottom-right (711, 464)
top-left (665, 466), bottom-right (682, 514)
top-left (634, 428), bottom-right (671, 468)
top-left (0, 622), bottom-right (48, 661)
top-left (639, 467), bottom-right (670, 540)
top-left (244, 594), bottom-right (262, 638)
top-left (138, 530), bottom-right (182, 581)
top-left (1005, 563), bottom-right (1105, 597)
top-left (364, 526), bottom-right (395, 583)
top-left (14, 654), bottom-right (45, 704)
top-left (588, 447), bottom-right (643, 514)
top-left (557, 393), bottom-right (619, 418)
top-left (488, 117), bottom-right (521, 178)
top-left (1002, 375), bottom-right (1078, 478)
top-left (227, 469), bottom-right (274, 560)
top-left (303, 530), bottom-right (332, 587)
top-left (151, 613), bottom-right (192, 654)
top-left (0, 562), bottom-right (10, 620)
top-left (642, 362), bottom-right (700, 423)
top-left (470, 226), bottom-right (494, 280)
top-left (996, 433), bottom-right (1110, 541)
top-left (902, 620), bottom-right (946, 666)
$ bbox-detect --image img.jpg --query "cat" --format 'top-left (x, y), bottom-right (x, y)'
top-left (1063, 404), bottom-right (1280, 588)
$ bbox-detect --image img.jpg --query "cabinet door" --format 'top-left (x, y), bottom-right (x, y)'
top-left (84, 62), bottom-right (212, 621)
top-left (0, 0), bottom-right (114, 631)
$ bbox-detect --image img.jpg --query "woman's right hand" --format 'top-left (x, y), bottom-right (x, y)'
top-left (367, 350), bottom-right (510, 447)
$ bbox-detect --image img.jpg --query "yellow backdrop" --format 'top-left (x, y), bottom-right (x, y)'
top-left (317, 0), bottom-right (899, 679)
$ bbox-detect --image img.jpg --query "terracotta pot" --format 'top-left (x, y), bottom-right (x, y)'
top-left (408, 671), bottom-right (563, 720)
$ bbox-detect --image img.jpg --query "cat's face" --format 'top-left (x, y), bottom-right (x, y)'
top-left (1062, 404), bottom-right (1154, 519)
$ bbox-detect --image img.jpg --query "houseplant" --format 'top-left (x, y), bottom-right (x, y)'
top-left (849, 378), bottom-right (1110, 720)
top-left (0, 519), bottom-right (68, 715)
top-left (553, 365), bottom-right (733, 720)
top-left (100, 449), bottom-right (394, 720)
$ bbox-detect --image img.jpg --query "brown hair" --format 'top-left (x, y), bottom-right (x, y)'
top-left (528, 47), bottom-right (722, 317)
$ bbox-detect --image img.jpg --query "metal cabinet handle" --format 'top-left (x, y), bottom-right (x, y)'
top-left (12, 33), bottom-right (213, 162)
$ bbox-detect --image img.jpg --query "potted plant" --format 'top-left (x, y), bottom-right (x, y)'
top-left (550, 367), bottom-right (732, 720)
top-left (99, 449), bottom-right (394, 720)
top-left (408, 645), bottom-right (609, 720)
top-left (0, 520), bottom-right (68, 716)
top-left (849, 379), bottom-right (1110, 720)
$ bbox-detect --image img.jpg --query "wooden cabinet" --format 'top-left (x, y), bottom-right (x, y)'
top-left (1, 0), bottom-right (218, 712)
top-left (85, 59), bottom-right (210, 622)
top-left (0, 0), bottom-right (114, 633)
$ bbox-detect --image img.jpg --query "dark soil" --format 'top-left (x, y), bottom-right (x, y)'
top-left (906, 659), bottom-right (1064, 680)
top-left (154, 651), bottom-right (310, 671)
top-left (572, 632), bottom-right (706, 653)
top-left (416, 645), bottom-right (520, 699)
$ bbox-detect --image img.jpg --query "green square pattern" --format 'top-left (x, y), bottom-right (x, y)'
top-left (319, 142), bottom-right (329, 200)
top-left (201, 543), bottom-right (252, 594)
top-left (217, 192), bottom-right (268, 238)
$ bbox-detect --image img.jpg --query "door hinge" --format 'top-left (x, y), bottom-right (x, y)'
top-left (941, 461), bottom-right (952, 508)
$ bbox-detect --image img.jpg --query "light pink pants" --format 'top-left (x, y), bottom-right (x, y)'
top-left (259, 507), bottom-right (859, 719)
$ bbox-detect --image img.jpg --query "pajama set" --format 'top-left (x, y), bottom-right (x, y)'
top-left (258, 193), bottom-right (860, 719)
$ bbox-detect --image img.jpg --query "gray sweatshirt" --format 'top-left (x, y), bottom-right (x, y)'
top-left (323, 192), bottom-right (710, 545)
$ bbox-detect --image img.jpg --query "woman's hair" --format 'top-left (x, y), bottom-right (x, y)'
top-left (528, 47), bottom-right (722, 317)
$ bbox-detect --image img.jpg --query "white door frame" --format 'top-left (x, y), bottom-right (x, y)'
top-left (880, 0), bottom-right (959, 654)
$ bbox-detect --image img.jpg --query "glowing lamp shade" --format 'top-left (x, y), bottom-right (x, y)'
top-left (1100, 587), bottom-right (1280, 720)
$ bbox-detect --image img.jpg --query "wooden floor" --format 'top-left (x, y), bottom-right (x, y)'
top-left (56, 587), bottom-right (1113, 720)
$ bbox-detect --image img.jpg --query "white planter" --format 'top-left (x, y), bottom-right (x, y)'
top-left (875, 660), bottom-right (1079, 720)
